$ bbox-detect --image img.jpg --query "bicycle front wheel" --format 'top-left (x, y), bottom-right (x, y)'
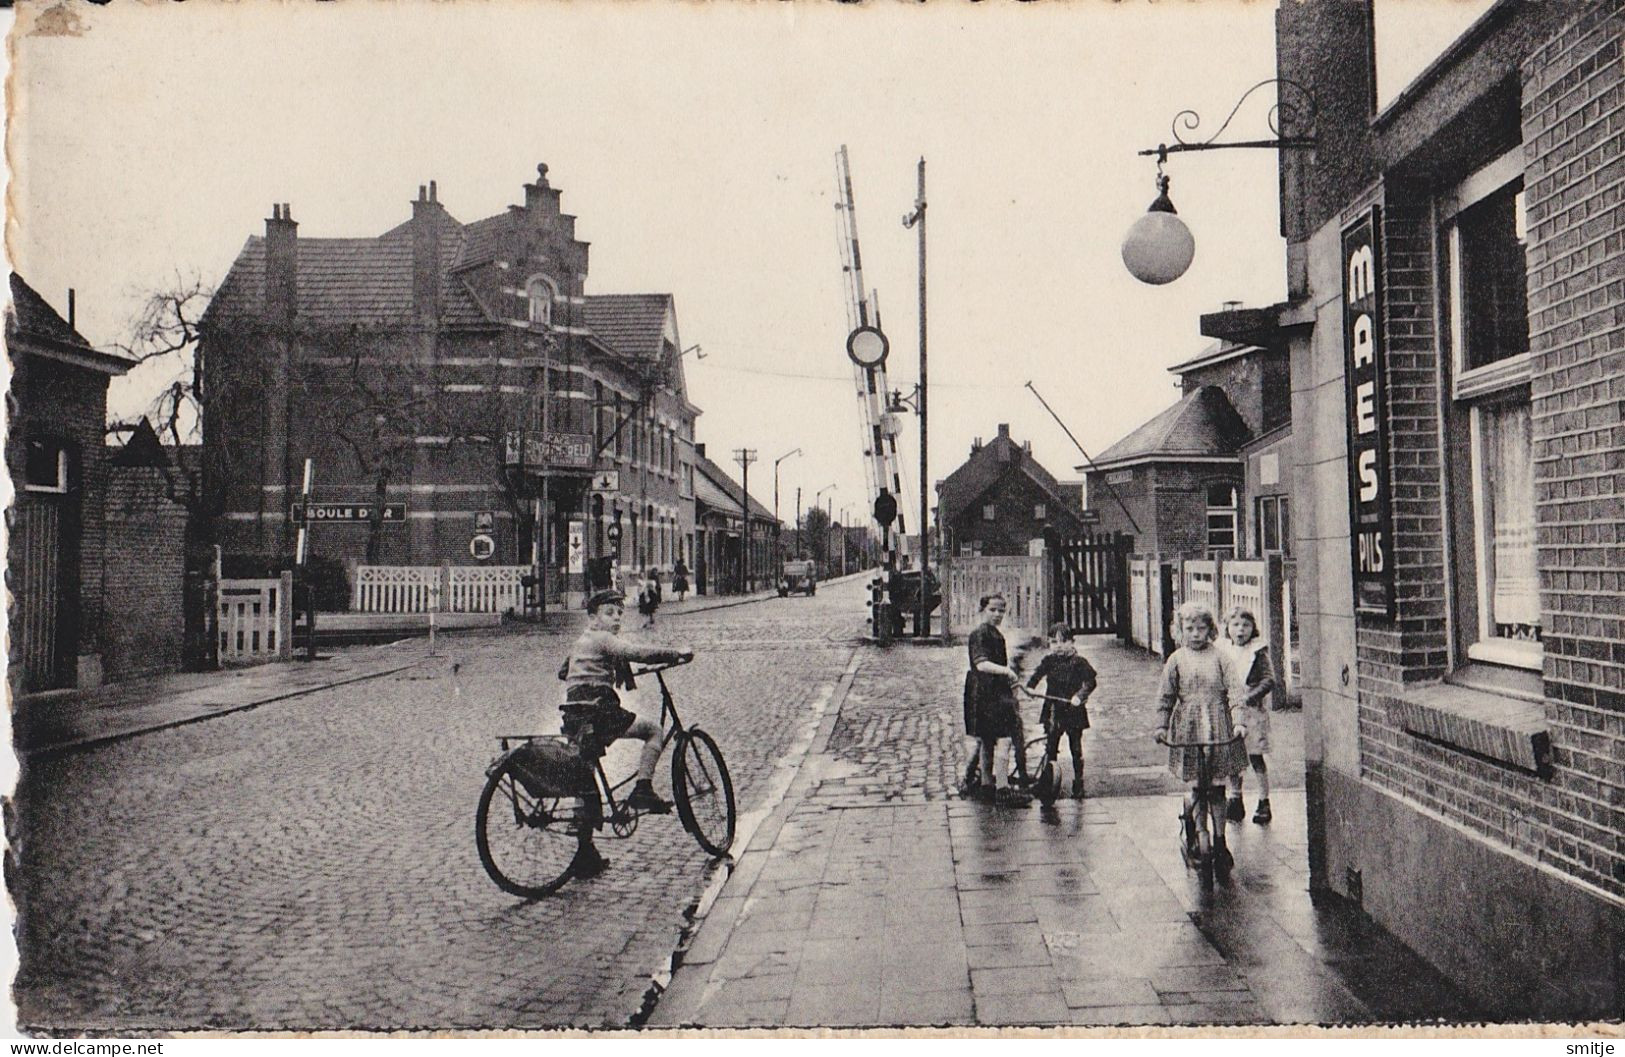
top-left (475, 756), bottom-right (597, 899)
top-left (672, 728), bottom-right (736, 857)
top-left (1195, 809), bottom-right (1215, 889)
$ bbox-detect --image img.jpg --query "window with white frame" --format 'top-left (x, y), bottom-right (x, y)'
top-left (526, 277), bottom-right (554, 326)
top-left (24, 437), bottom-right (69, 493)
top-left (983, 503), bottom-right (996, 521)
top-left (1443, 150), bottom-right (1539, 670)
top-left (1034, 503), bottom-right (1047, 521)
top-left (1205, 482), bottom-right (1238, 558)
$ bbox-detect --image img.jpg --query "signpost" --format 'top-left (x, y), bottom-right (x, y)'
top-left (591, 470), bottom-right (620, 493)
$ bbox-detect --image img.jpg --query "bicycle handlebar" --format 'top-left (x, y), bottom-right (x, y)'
top-left (630, 655), bottom-right (695, 677)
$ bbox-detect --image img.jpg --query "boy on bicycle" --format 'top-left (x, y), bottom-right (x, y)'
top-left (559, 588), bottom-right (693, 877)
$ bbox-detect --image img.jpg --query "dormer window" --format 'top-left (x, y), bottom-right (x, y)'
top-left (526, 277), bottom-right (555, 326)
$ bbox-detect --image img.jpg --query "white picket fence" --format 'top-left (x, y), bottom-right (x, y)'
top-left (353, 565), bottom-right (528, 614)
top-left (942, 555), bottom-right (1050, 637)
top-left (218, 573), bottom-right (293, 664)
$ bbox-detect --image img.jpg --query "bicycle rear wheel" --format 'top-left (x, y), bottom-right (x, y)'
top-left (672, 728), bottom-right (736, 857)
top-left (475, 756), bottom-right (598, 898)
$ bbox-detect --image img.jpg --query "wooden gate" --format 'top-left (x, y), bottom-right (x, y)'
top-left (12, 502), bottom-right (65, 691)
top-left (1050, 531), bottom-right (1133, 638)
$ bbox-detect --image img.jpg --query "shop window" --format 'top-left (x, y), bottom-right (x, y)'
top-left (24, 438), bottom-right (69, 493)
top-left (1205, 482), bottom-right (1237, 559)
top-left (1443, 154), bottom-right (1539, 671)
top-left (526, 277), bottom-right (555, 326)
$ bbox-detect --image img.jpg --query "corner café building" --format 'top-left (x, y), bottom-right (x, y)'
top-left (1207, 0), bottom-right (1623, 1017)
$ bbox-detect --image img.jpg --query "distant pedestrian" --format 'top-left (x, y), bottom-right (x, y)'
top-left (964, 593), bottom-right (1031, 808)
top-left (1222, 606), bottom-right (1276, 824)
top-left (672, 559), bottom-right (690, 602)
top-left (1026, 622), bottom-right (1098, 799)
top-left (1153, 601), bottom-right (1248, 869)
top-left (637, 569), bottom-right (662, 628)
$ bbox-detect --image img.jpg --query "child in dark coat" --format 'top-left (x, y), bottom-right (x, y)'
top-left (1026, 622), bottom-right (1098, 799)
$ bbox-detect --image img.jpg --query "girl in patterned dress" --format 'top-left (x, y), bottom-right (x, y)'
top-left (1153, 601), bottom-right (1250, 864)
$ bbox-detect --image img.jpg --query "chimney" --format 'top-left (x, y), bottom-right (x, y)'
top-left (1221, 299), bottom-right (1243, 312)
top-left (265, 203), bottom-right (298, 321)
top-left (997, 423), bottom-right (1010, 439)
top-left (525, 163), bottom-right (562, 217)
top-left (1023, 440), bottom-right (1032, 454)
top-left (413, 183), bottom-right (442, 323)
top-left (971, 437), bottom-right (982, 453)
top-left (695, 442), bottom-right (706, 459)
top-left (66, 289), bottom-right (76, 331)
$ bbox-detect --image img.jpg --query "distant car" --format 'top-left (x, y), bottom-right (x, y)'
top-left (779, 560), bottom-right (817, 597)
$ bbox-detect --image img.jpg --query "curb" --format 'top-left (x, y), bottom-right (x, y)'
top-left (629, 647), bottom-right (866, 1027)
top-left (19, 660), bottom-right (426, 759)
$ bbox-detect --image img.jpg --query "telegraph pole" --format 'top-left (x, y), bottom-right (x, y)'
top-left (735, 448), bottom-right (757, 593)
top-left (903, 157), bottom-right (929, 638)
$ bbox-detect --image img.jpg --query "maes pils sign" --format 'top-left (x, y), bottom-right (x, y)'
top-left (1342, 207), bottom-right (1395, 617)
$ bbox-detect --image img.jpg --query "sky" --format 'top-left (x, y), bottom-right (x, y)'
top-left (8, 0), bottom-right (1298, 530)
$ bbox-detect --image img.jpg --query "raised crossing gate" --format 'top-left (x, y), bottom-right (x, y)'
top-left (1050, 531), bottom-right (1133, 638)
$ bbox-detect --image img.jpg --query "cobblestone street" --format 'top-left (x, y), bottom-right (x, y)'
top-left (10, 581), bottom-right (868, 1032)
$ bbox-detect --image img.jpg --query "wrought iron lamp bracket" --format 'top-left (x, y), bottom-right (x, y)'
top-left (1137, 78), bottom-right (1317, 160)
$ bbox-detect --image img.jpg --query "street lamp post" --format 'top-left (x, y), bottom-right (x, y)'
top-left (814, 483), bottom-right (836, 574)
top-left (774, 447), bottom-right (801, 569)
top-left (735, 448), bottom-right (758, 593)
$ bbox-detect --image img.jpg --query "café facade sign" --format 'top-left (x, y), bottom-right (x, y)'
top-left (1341, 206), bottom-right (1395, 617)
top-left (504, 430), bottom-right (594, 472)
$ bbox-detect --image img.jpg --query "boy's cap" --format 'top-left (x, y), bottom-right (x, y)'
top-left (585, 589), bottom-right (625, 612)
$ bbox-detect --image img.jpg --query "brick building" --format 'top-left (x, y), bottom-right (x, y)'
top-left (937, 424), bottom-right (1089, 557)
top-left (1250, 0), bottom-right (1624, 1016)
top-left (202, 166), bottom-right (699, 608)
top-left (1085, 332), bottom-right (1292, 558)
top-left (6, 275), bottom-right (131, 693)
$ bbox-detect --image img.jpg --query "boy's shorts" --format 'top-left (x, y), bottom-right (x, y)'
top-left (562, 685), bottom-right (637, 757)
top-left (1052, 704), bottom-right (1090, 732)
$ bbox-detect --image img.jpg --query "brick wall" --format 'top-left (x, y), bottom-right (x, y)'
top-left (1150, 463), bottom-right (1244, 559)
top-left (1522, 0), bottom-right (1625, 893)
top-left (102, 467), bottom-right (189, 681)
top-left (1355, 0), bottom-right (1625, 899)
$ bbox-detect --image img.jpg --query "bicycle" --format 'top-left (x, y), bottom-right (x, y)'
top-left (1154, 730), bottom-right (1246, 888)
top-left (475, 657), bottom-right (736, 898)
top-left (1024, 693), bottom-right (1081, 807)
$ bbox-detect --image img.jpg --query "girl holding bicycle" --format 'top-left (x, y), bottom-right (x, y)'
top-left (1152, 601), bottom-right (1249, 870)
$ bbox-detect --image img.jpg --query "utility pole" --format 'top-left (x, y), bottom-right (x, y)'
top-left (735, 448), bottom-right (757, 593)
top-left (903, 156), bottom-right (929, 638)
top-left (795, 486), bottom-right (803, 558)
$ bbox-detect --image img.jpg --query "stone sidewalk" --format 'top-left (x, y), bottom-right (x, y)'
top-left (650, 638), bottom-right (1481, 1029)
